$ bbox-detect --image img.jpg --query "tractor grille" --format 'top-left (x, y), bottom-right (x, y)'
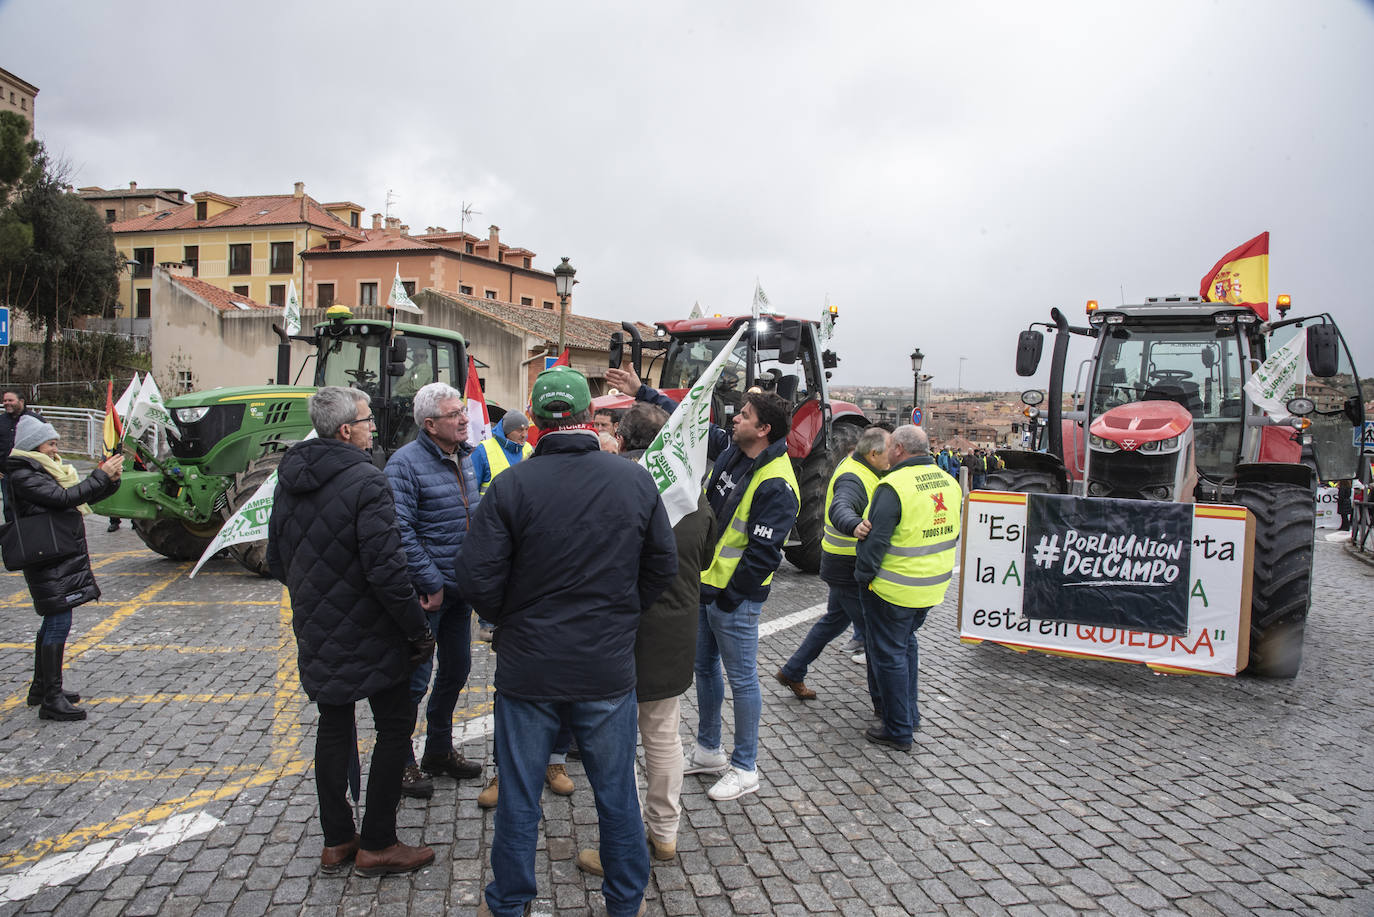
top-left (1088, 449), bottom-right (1177, 499)
top-left (169, 405), bottom-right (246, 460)
top-left (262, 401), bottom-right (295, 425)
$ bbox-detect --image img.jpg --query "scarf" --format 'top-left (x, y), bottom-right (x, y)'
top-left (11, 448), bottom-right (91, 515)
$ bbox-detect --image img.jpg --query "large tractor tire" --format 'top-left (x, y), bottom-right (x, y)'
top-left (131, 517), bottom-right (217, 561)
top-left (223, 452), bottom-right (286, 578)
top-left (784, 423), bottom-right (863, 574)
top-left (985, 467), bottom-right (1061, 493)
top-left (1232, 482), bottom-right (1314, 678)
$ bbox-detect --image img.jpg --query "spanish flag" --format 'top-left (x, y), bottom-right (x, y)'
top-left (1199, 231), bottom-right (1269, 320)
top-left (102, 380), bottom-right (124, 454)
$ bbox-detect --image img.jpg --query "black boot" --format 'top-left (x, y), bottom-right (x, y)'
top-left (38, 643), bottom-right (85, 721)
top-left (27, 638), bottom-right (79, 707)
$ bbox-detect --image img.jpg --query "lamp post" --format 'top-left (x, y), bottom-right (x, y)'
top-left (910, 348), bottom-right (924, 423)
top-left (553, 256), bottom-right (576, 358)
top-left (124, 259), bottom-right (140, 342)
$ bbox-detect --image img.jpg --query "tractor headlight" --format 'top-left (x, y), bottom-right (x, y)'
top-left (1089, 434), bottom-right (1120, 452)
top-left (1139, 435), bottom-right (1180, 454)
top-left (175, 406), bottom-right (211, 424)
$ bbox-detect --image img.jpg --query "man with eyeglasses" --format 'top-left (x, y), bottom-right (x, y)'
top-left (385, 382), bottom-right (485, 798)
top-left (268, 386), bottom-right (436, 876)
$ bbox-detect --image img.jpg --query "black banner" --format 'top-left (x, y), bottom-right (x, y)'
top-left (1022, 494), bottom-right (1193, 636)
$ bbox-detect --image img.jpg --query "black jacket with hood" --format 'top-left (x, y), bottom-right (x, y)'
top-left (266, 436), bottom-right (427, 706)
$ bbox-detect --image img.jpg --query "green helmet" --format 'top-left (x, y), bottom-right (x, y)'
top-left (531, 365), bottom-right (592, 420)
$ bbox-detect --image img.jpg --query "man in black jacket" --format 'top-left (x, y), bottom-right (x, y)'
top-left (0, 389), bottom-right (43, 462)
top-left (458, 366), bottom-right (676, 917)
top-left (267, 386), bottom-right (436, 878)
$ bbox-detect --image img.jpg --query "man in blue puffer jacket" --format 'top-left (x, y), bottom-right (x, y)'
top-left (386, 382), bottom-right (484, 798)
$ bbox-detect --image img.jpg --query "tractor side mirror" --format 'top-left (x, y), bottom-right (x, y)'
top-left (1016, 329), bottom-right (1044, 376)
top-left (822, 349), bottom-right (839, 369)
top-left (388, 339), bottom-right (408, 377)
top-left (609, 332), bottom-right (624, 370)
top-left (1306, 324), bottom-right (1340, 378)
top-left (777, 321), bottom-right (803, 365)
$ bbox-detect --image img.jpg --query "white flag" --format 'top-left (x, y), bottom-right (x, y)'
top-left (1244, 332), bottom-right (1307, 419)
top-left (387, 264), bottom-right (422, 315)
top-left (689, 301), bottom-right (703, 319)
top-left (124, 374), bottom-right (179, 442)
top-left (465, 355), bottom-right (491, 445)
top-left (819, 302), bottom-right (834, 344)
top-left (189, 433), bottom-right (317, 577)
top-left (751, 280), bottom-right (768, 320)
top-left (284, 279), bottom-right (301, 335)
top-left (639, 325), bottom-right (747, 526)
top-left (115, 374), bottom-right (141, 422)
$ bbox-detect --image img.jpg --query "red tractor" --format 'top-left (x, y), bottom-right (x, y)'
top-left (597, 310), bottom-right (868, 572)
top-left (996, 294), bottom-right (1365, 676)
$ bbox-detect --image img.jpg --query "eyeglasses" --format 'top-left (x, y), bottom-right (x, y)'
top-left (431, 409), bottom-right (466, 421)
top-left (347, 414), bottom-right (376, 428)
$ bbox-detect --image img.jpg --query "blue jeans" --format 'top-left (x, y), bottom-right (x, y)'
top-left (408, 596), bottom-right (473, 760)
top-left (780, 583), bottom-right (864, 682)
top-left (486, 691), bottom-right (647, 917)
top-left (694, 599), bottom-right (762, 771)
top-left (37, 610), bottom-right (72, 645)
top-left (861, 591), bottom-right (930, 745)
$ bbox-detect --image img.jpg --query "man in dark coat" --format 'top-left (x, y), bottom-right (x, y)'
top-left (458, 366), bottom-right (676, 917)
top-left (266, 386), bottom-right (436, 878)
top-left (0, 389), bottom-right (43, 463)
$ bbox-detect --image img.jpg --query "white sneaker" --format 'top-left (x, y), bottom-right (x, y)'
top-left (707, 766), bottom-right (759, 801)
top-left (851, 650), bottom-right (866, 665)
top-left (682, 743), bottom-right (729, 776)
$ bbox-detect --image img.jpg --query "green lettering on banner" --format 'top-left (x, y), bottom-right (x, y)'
top-left (1190, 578), bottom-right (1208, 607)
top-left (1002, 560), bottom-right (1021, 586)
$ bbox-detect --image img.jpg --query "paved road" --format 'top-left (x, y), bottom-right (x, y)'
top-left (0, 520), bottom-right (1370, 916)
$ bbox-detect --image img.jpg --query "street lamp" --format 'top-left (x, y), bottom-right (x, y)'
top-left (553, 256), bottom-right (576, 357)
top-left (124, 259), bottom-right (140, 342)
top-left (910, 348), bottom-right (924, 422)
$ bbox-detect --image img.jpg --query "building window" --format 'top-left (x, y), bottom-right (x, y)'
top-left (105, 209), bottom-right (116, 223)
top-left (543, 301), bottom-right (555, 311)
top-left (183, 245), bottom-right (198, 276)
top-left (360, 282), bottom-right (378, 306)
top-left (484, 290), bottom-right (498, 300)
top-left (520, 296), bottom-right (533, 306)
top-left (465, 242), bottom-right (474, 254)
top-left (327, 240), bottom-right (341, 250)
top-left (135, 287), bottom-right (151, 318)
top-left (133, 248), bottom-right (153, 278)
top-left (270, 241), bottom-right (292, 273)
top-left (233, 285), bottom-right (249, 296)
top-left (269, 284), bottom-right (286, 307)
top-left (459, 284), bottom-right (473, 295)
top-left (177, 371), bottom-right (194, 393)
top-left (317, 283), bottom-right (335, 309)
top-left (350, 212), bottom-right (359, 227)
top-left (523, 257), bottom-right (530, 268)
top-left (228, 243), bottom-right (251, 275)
top-left (196, 201), bottom-right (207, 220)
top-left (402, 281), bottom-right (416, 297)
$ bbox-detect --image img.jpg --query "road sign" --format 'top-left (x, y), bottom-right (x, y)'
top-left (0, 307), bottom-right (8, 347)
top-left (911, 407), bottom-right (922, 426)
top-left (1359, 421), bottom-right (1374, 454)
top-left (544, 356), bottom-right (559, 370)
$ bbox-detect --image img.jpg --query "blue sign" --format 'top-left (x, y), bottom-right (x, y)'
top-left (0, 306), bottom-right (8, 347)
top-left (544, 356), bottom-right (559, 370)
top-left (911, 407), bottom-right (922, 426)
top-left (1359, 421), bottom-right (1374, 454)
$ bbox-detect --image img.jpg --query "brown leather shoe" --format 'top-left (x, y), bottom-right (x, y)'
top-left (546, 763), bottom-right (575, 796)
top-left (477, 774), bottom-right (499, 809)
top-left (576, 847), bottom-right (604, 876)
top-left (320, 834), bottom-right (359, 873)
top-left (774, 669), bottom-right (816, 700)
top-left (648, 833), bottom-right (677, 860)
top-left (354, 841), bottom-right (435, 877)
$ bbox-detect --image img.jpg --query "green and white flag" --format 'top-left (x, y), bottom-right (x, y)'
top-left (123, 373), bottom-right (178, 442)
top-left (284, 278), bottom-right (302, 335)
top-left (387, 264), bottom-right (422, 314)
top-left (114, 373), bottom-right (141, 422)
top-left (189, 432), bottom-right (317, 577)
top-left (751, 279), bottom-right (769, 320)
top-left (639, 325), bottom-right (746, 526)
top-left (689, 301), bottom-right (703, 319)
top-left (1244, 331), bottom-right (1306, 419)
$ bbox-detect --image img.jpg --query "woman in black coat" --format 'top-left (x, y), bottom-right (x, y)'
top-left (3, 415), bottom-right (122, 721)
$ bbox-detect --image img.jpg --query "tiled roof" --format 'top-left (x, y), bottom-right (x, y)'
top-left (167, 273), bottom-right (274, 312)
top-left (302, 231), bottom-right (447, 255)
top-left (111, 193), bottom-right (364, 237)
top-left (428, 289), bottom-right (646, 351)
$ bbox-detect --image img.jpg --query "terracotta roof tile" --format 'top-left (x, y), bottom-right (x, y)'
top-left (112, 193), bottom-right (363, 237)
top-left (167, 273), bottom-right (275, 312)
top-left (303, 230), bottom-right (446, 255)
top-left (424, 289), bottom-right (638, 351)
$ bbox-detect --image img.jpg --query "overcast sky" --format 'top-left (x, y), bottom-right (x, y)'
top-left (2, 0), bottom-right (1371, 391)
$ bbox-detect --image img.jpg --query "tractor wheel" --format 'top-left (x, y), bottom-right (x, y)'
top-left (131, 517), bottom-right (216, 561)
top-left (1232, 482), bottom-right (1314, 678)
top-left (985, 467), bottom-right (1060, 493)
top-left (784, 422), bottom-right (865, 575)
top-left (224, 452), bottom-right (286, 578)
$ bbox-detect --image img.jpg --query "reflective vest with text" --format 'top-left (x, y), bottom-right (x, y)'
top-left (701, 453), bottom-right (800, 590)
top-left (871, 463), bottom-right (963, 608)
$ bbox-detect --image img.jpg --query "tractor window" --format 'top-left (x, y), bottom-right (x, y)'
top-left (318, 337), bottom-right (382, 396)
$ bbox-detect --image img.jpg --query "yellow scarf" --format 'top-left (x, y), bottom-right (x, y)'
top-left (11, 448), bottom-right (91, 515)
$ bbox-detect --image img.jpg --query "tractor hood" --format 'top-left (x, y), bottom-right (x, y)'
top-left (1089, 401), bottom-right (1192, 452)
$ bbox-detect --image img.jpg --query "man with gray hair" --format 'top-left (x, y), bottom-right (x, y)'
top-left (385, 382), bottom-right (485, 798)
top-left (854, 424), bottom-right (962, 752)
top-left (268, 386), bottom-right (436, 875)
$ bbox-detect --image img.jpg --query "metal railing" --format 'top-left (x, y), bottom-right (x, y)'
top-left (31, 405), bottom-right (107, 458)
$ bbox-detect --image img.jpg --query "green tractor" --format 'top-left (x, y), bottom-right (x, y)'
top-left (93, 307), bottom-right (470, 575)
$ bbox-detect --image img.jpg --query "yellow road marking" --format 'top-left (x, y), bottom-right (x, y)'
top-left (81, 691), bottom-right (278, 705)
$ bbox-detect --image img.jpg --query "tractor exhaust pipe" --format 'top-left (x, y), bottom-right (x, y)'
top-left (1046, 308), bottom-right (1071, 461)
top-left (272, 324), bottom-right (291, 386)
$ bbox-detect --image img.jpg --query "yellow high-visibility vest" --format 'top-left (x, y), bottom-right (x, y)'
top-left (821, 456), bottom-right (881, 557)
top-left (480, 437), bottom-right (533, 494)
top-left (701, 453), bottom-right (799, 590)
top-left (870, 462), bottom-right (962, 608)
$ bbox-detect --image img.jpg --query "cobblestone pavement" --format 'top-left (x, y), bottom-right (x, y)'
top-left (0, 517), bottom-right (1370, 916)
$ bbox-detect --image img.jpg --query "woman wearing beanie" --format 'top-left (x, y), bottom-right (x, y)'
top-left (3, 414), bottom-right (123, 721)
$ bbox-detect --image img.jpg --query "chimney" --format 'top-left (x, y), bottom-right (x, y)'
top-left (293, 181), bottom-right (305, 199)
top-left (399, 224), bottom-right (409, 235)
top-left (372, 213), bottom-right (382, 230)
top-left (128, 180), bottom-right (137, 190)
top-left (489, 225), bottom-right (501, 262)
top-left (385, 216), bottom-right (401, 235)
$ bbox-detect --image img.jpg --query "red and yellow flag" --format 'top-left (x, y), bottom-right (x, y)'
top-left (1199, 231), bottom-right (1269, 320)
top-left (101, 380), bottom-right (124, 454)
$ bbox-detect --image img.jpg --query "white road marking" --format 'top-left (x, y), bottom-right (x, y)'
top-left (0, 811), bottom-right (220, 903)
top-left (758, 603), bottom-right (826, 638)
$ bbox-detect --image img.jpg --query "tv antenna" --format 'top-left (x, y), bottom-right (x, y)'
top-left (460, 201), bottom-right (481, 236)
top-left (384, 189), bottom-right (398, 220)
